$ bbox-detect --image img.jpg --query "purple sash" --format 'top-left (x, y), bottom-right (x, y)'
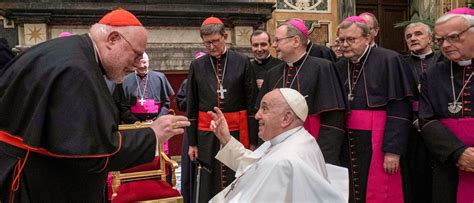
top-left (303, 114), bottom-right (320, 140)
top-left (347, 110), bottom-right (404, 203)
top-left (130, 99), bottom-right (160, 114)
top-left (440, 118), bottom-right (474, 203)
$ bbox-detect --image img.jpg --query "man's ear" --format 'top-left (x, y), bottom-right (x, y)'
top-left (280, 111), bottom-right (294, 128)
top-left (105, 31), bottom-right (121, 49)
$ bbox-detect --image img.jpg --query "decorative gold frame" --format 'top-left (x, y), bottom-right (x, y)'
top-left (109, 122), bottom-right (182, 203)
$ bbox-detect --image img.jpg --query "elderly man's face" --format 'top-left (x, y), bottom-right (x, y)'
top-left (255, 90), bottom-right (288, 141)
top-left (273, 25), bottom-right (297, 62)
top-left (103, 27), bottom-right (147, 83)
top-left (202, 32), bottom-right (227, 58)
top-left (435, 16), bottom-right (473, 61)
top-left (338, 23), bottom-right (370, 62)
top-left (405, 25), bottom-right (432, 54)
top-left (251, 33), bottom-right (271, 61)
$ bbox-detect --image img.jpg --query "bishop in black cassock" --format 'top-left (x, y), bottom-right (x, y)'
top-left (336, 16), bottom-right (416, 203)
top-left (258, 18), bottom-right (347, 165)
top-left (186, 17), bottom-right (258, 203)
top-left (419, 12), bottom-right (474, 203)
top-left (402, 21), bottom-right (445, 203)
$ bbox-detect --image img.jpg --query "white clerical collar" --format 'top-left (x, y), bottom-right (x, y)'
top-left (457, 59), bottom-right (472, 66)
top-left (354, 45), bottom-right (370, 63)
top-left (255, 54), bottom-right (271, 64)
top-left (411, 50), bottom-right (433, 59)
top-left (287, 52), bottom-right (307, 66)
top-left (269, 126), bottom-right (302, 146)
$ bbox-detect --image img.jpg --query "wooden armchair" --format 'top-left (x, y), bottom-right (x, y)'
top-left (107, 122), bottom-right (183, 203)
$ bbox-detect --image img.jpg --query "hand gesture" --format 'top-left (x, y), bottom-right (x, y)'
top-left (149, 115), bottom-right (190, 143)
top-left (208, 107), bottom-right (231, 145)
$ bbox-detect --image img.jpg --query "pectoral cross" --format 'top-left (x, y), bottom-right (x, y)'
top-left (139, 98), bottom-right (145, 106)
top-left (217, 84), bottom-right (227, 99)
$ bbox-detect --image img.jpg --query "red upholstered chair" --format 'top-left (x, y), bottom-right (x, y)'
top-left (108, 122), bottom-right (183, 203)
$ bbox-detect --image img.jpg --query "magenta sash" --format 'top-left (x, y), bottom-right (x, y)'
top-left (303, 114), bottom-right (321, 140)
top-left (130, 99), bottom-right (160, 114)
top-left (347, 110), bottom-right (404, 203)
top-left (440, 118), bottom-right (474, 203)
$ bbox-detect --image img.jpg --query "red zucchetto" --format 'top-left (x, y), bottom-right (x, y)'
top-left (98, 8), bottom-right (143, 26)
top-left (202, 17), bottom-right (224, 26)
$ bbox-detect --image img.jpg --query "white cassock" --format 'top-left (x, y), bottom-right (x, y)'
top-left (209, 126), bottom-right (348, 203)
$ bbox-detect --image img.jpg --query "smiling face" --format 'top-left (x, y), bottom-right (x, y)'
top-left (405, 24), bottom-right (432, 55)
top-left (251, 32), bottom-right (271, 61)
top-left (255, 90), bottom-right (290, 141)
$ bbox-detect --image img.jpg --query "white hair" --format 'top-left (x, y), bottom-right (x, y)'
top-left (436, 14), bottom-right (474, 29)
top-left (405, 22), bottom-right (432, 36)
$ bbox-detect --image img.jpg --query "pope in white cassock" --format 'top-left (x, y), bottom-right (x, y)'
top-left (207, 88), bottom-right (348, 202)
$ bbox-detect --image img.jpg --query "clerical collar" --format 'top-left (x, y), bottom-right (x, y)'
top-left (269, 126), bottom-right (302, 146)
top-left (287, 52), bottom-right (307, 67)
top-left (212, 47), bottom-right (228, 60)
top-left (411, 50), bottom-right (433, 59)
top-left (353, 45), bottom-right (370, 64)
top-left (457, 59), bottom-right (472, 66)
top-left (255, 54), bottom-right (272, 65)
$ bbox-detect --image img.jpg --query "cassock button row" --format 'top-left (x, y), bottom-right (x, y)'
top-left (350, 144), bottom-right (355, 148)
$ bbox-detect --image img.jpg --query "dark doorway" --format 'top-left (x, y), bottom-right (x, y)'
top-left (356, 0), bottom-right (410, 54)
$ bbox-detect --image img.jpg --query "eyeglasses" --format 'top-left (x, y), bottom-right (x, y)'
top-left (118, 32), bottom-right (143, 62)
top-left (434, 25), bottom-right (473, 46)
top-left (203, 37), bottom-right (223, 47)
top-left (273, 36), bottom-right (295, 44)
top-left (338, 37), bottom-right (359, 46)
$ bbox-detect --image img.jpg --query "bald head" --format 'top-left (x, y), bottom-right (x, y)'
top-left (89, 24), bottom-right (148, 83)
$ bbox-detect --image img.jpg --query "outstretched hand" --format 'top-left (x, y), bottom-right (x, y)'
top-left (149, 115), bottom-right (190, 144)
top-left (208, 107), bottom-right (231, 145)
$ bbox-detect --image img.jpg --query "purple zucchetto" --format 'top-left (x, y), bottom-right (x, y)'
top-left (342, 16), bottom-right (368, 24)
top-left (288, 18), bottom-right (309, 37)
top-left (447, 7), bottom-right (474, 16)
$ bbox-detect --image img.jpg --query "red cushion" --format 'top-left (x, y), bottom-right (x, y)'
top-left (112, 179), bottom-right (181, 203)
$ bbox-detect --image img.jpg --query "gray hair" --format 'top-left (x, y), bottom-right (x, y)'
top-left (436, 14), bottom-right (474, 29)
top-left (337, 21), bottom-right (370, 37)
top-left (200, 24), bottom-right (226, 37)
top-left (278, 22), bottom-right (308, 48)
top-left (405, 22), bottom-right (432, 36)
